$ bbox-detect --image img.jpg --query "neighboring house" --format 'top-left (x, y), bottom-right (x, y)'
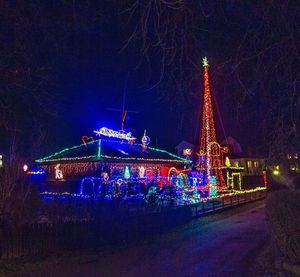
top-left (175, 141), bottom-right (196, 157)
top-left (230, 156), bottom-right (266, 176)
top-left (286, 152), bottom-right (300, 174)
top-left (220, 136), bottom-right (242, 155)
top-left (221, 136), bottom-right (266, 188)
top-left (229, 155), bottom-right (267, 189)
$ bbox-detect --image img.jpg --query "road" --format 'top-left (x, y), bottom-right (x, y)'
top-left (16, 200), bottom-right (268, 277)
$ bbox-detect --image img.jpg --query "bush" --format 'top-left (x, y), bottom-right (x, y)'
top-left (0, 165), bottom-right (40, 225)
top-left (266, 190), bottom-right (300, 264)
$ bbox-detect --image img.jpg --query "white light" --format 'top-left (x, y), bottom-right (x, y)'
top-left (23, 164), bottom-right (28, 172)
top-left (141, 130), bottom-right (150, 146)
top-left (183, 148), bottom-right (192, 156)
top-left (138, 166), bottom-right (145, 178)
top-left (94, 127), bottom-right (136, 141)
top-left (55, 164), bottom-right (63, 179)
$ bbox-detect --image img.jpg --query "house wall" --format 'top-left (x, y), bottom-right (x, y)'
top-left (40, 162), bottom-right (185, 181)
top-left (231, 158), bottom-right (266, 176)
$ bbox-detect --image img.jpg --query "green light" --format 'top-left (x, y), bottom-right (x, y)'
top-left (36, 139), bottom-right (191, 164)
top-left (97, 139), bottom-right (101, 158)
top-left (124, 166), bottom-right (130, 179)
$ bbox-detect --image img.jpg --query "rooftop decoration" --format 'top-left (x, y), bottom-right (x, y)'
top-left (94, 127), bottom-right (136, 142)
top-left (141, 130), bottom-right (150, 146)
top-left (35, 138), bottom-right (190, 164)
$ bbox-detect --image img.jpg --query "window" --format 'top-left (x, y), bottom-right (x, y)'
top-left (234, 161), bottom-right (239, 167)
top-left (254, 161), bottom-right (258, 167)
top-left (247, 161), bottom-right (252, 168)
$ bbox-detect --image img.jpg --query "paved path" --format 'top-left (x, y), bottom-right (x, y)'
top-left (18, 200), bottom-right (268, 277)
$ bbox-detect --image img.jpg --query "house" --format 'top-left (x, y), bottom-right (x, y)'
top-left (221, 136), bottom-right (266, 188)
top-left (175, 140), bottom-right (196, 157)
top-left (35, 138), bottom-right (190, 194)
top-left (220, 136), bottom-right (242, 155)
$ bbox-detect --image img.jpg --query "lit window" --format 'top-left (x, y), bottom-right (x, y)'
top-left (254, 161), bottom-right (258, 167)
top-left (234, 161), bottom-right (239, 167)
top-left (247, 161), bottom-right (252, 168)
top-left (273, 165), bottom-right (280, 175)
top-left (225, 157), bottom-right (231, 167)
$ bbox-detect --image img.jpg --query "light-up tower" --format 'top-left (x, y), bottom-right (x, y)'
top-left (198, 57), bottom-right (224, 196)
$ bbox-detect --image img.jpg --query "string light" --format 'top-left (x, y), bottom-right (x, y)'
top-left (41, 186), bottom-right (266, 203)
top-left (26, 169), bottom-right (45, 175)
top-left (94, 127), bottom-right (136, 141)
top-left (82, 136), bottom-right (94, 147)
top-left (97, 139), bottom-right (101, 157)
top-left (263, 171), bottom-right (267, 187)
top-left (36, 139), bottom-right (189, 164)
top-left (209, 176), bottom-right (217, 197)
top-left (198, 58), bottom-right (225, 196)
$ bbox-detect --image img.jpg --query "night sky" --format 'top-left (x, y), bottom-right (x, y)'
top-left (1, 1), bottom-right (299, 160)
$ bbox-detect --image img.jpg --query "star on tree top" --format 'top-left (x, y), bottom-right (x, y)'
top-left (202, 57), bottom-right (209, 67)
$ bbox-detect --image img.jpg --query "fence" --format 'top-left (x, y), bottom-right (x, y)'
top-left (190, 189), bottom-right (266, 217)
top-left (0, 189), bottom-right (266, 260)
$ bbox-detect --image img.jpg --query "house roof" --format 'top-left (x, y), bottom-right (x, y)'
top-left (220, 136), bottom-right (238, 145)
top-left (36, 139), bottom-right (190, 165)
top-left (175, 140), bottom-right (195, 150)
top-left (229, 153), bottom-right (267, 160)
top-left (220, 136), bottom-right (242, 154)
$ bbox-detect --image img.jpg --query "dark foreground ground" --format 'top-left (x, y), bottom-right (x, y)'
top-left (4, 200), bottom-right (268, 277)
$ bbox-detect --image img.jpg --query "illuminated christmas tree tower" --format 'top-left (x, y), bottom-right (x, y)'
top-left (198, 57), bottom-right (225, 197)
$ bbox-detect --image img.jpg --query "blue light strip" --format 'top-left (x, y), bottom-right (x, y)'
top-left (97, 139), bottom-right (101, 158)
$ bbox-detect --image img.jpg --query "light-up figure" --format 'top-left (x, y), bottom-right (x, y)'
top-left (124, 166), bottom-right (130, 179)
top-left (101, 172), bottom-right (109, 183)
top-left (141, 130), bottom-right (150, 146)
top-left (55, 164), bottom-right (63, 179)
top-left (138, 166), bottom-right (145, 178)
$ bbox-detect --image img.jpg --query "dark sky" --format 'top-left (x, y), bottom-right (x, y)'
top-left (1, 1), bottom-right (299, 159)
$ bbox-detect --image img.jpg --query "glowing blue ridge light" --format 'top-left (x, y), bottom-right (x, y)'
top-left (97, 139), bottom-right (101, 158)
